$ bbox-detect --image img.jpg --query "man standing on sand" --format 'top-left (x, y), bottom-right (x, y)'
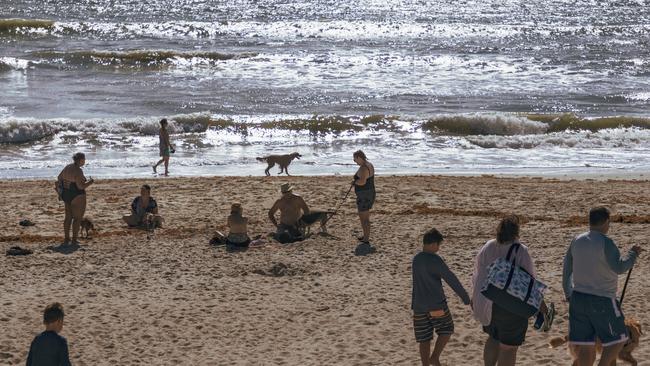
top-left (268, 183), bottom-right (310, 243)
top-left (26, 303), bottom-right (72, 366)
top-left (562, 206), bottom-right (642, 366)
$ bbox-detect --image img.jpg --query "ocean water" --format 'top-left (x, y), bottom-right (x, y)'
top-left (1, 0), bottom-right (650, 178)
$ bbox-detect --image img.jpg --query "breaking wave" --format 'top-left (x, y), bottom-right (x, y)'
top-left (30, 50), bottom-right (257, 68)
top-left (0, 18), bottom-right (55, 33)
top-left (0, 57), bottom-right (32, 72)
top-left (466, 127), bottom-right (650, 149)
top-left (0, 113), bottom-right (213, 144)
top-left (2, 112), bottom-right (649, 145)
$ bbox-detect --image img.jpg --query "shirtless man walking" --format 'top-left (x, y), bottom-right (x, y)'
top-left (268, 183), bottom-right (310, 243)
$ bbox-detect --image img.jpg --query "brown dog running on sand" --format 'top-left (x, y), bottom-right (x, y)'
top-left (256, 152), bottom-right (302, 176)
top-left (80, 217), bottom-right (96, 238)
top-left (549, 318), bottom-right (642, 365)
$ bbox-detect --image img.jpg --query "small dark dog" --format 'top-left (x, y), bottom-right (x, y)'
top-left (80, 217), bottom-right (96, 238)
top-left (298, 210), bottom-right (334, 236)
top-left (256, 152), bottom-right (302, 176)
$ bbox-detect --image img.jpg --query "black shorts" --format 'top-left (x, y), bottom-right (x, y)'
top-left (274, 224), bottom-right (303, 244)
top-left (483, 303), bottom-right (528, 346)
top-left (413, 308), bottom-right (454, 343)
top-left (355, 189), bottom-right (375, 212)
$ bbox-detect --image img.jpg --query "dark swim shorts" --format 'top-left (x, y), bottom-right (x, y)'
top-left (568, 291), bottom-right (628, 346)
top-left (355, 189), bottom-right (375, 212)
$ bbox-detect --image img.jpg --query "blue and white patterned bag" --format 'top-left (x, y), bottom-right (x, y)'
top-left (481, 243), bottom-right (547, 318)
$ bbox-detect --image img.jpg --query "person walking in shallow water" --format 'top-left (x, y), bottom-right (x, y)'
top-left (55, 152), bottom-right (93, 245)
top-left (153, 118), bottom-right (173, 176)
top-left (353, 150), bottom-right (375, 244)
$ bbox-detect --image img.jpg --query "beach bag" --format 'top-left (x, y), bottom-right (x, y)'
top-left (481, 243), bottom-right (547, 318)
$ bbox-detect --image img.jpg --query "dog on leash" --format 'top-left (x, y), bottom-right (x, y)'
top-left (80, 217), bottom-right (96, 238)
top-left (256, 152), bottom-right (302, 176)
top-left (298, 210), bottom-right (335, 236)
top-left (549, 318), bottom-right (642, 365)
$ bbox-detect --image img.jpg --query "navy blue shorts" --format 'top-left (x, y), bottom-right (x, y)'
top-left (569, 291), bottom-right (628, 346)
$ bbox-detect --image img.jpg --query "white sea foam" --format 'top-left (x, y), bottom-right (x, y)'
top-left (626, 92), bottom-right (650, 101)
top-left (0, 112), bottom-right (213, 143)
top-left (8, 20), bottom-right (646, 43)
top-left (0, 57), bottom-right (31, 71)
top-left (465, 127), bottom-right (650, 149)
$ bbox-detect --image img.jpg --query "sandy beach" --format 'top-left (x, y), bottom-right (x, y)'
top-left (1, 175), bottom-right (649, 365)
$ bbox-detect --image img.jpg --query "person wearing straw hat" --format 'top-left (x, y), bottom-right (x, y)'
top-left (562, 206), bottom-right (642, 366)
top-left (227, 203), bottom-right (250, 247)
top-left (268, 183), bottom-right (310, 243)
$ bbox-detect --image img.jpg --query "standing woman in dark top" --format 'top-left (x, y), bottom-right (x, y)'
top-left (153, 118), bottom-right (173, 176)
top-left (56, 152), bottom-right (94, 245)
top-left (353, 150), bottom-right (375, 243)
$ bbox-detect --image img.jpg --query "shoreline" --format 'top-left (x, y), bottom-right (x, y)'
top-left (0, 170), bottom-right (648, 182)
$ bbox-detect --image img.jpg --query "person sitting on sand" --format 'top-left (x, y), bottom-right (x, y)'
top-left (56, 152), bottom-right (94, 245)
top-left (122, 184), bottom-right (163, 229)
top-left (227, 203), bottom-right (251, 247)
top-left (26, 302), bottom-right (72, 366)
top-left (412, 228), bottom-right (470, 366)
top-left (268, 183), bottom-right (310, 243)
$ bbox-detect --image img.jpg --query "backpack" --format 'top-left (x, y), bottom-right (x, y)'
top-left (481, 243), bottom-right (547, 318)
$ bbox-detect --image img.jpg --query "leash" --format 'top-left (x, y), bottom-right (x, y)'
top-left (321, 183), bottom-right (354, 226)
top-left (619, 265), bottom-right (634, 306)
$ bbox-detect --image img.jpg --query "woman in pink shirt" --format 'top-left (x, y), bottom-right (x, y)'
top-left (471, 215), bottom-right (536, 366)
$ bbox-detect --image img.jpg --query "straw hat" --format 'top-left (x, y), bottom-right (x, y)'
top-left (280, 183), bottom-right (294, 194)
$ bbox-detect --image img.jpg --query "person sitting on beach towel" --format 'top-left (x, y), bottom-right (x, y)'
top-left (268, 183), bottom-right (310, 243)
top-left (122, 184), bottom-right (163, 229)
top-left (227, 203), bottom-right (251, 248)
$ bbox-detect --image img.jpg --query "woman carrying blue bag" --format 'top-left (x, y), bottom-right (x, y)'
top-left (471, 215), bottom-right (555, 366)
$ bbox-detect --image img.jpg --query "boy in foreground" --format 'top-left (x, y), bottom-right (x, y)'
top-left (26, 303), bottom-right (72, 366)
top-left (412, 228), bottom-right (471, 366)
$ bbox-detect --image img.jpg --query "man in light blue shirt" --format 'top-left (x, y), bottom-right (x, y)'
top-left (562, 206), bottom-right (642, 366)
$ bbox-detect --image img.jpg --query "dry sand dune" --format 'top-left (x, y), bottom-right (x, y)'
top-left (0, 175), bottom-right (648, 365)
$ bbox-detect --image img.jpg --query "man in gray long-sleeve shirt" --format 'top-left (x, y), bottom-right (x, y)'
top-left (562, 206), bottom-right (642, 366)
top-left (411, 228), bottom-right (470, 366)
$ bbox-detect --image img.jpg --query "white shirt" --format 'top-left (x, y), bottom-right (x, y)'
top-left (471, 239), bottom-right (536, 326)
